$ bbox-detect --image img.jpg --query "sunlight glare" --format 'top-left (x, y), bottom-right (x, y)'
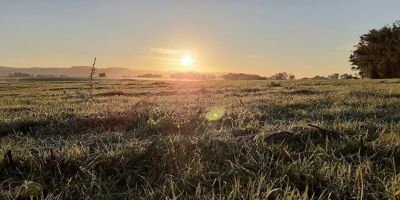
top-left (180, 55), bottom-right (194, 66)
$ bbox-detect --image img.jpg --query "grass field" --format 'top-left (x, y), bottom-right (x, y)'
top-left (1, 78), bottom-right (400, 199)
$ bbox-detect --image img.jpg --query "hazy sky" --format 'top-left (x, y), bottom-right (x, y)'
top-left (1, 0), bottom-right (399, 77)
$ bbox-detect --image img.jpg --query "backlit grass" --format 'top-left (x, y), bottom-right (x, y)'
top-left (1, 78), bottom-right (400, 199)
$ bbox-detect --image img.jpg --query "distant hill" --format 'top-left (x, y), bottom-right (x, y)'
top-left (0, 66), bottom-right (169, 78)
top-left (0, 66), bottom-right (251, 80)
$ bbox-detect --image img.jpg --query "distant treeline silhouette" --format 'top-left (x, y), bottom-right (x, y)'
top-left (8, 72), bottom-right (70, 78)
top-left (8, 72), bottom-right (31, 77)
top-left (138, 74), bottom-right (162, 78)
top-left (169, 72), bottom-right (359, 80)
top-left (220, 72), bottom-right (295, 80)
top-left (302, 73), bottom-right (359, 80)
top-left (350, 20), bottom-right (400, 78)
top-left (270, 72), bottom-right (295, 80)
top-left (7, 71), bottom-right (360, 80)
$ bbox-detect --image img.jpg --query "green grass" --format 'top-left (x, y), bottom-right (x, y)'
top-left (1, 78), bottom-right (400, 199)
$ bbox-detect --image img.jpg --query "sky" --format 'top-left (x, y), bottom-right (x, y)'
top-left (1, 0), bottom-right (400, 77)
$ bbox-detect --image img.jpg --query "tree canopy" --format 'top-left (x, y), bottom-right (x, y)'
top-left (271, 72), bottom-right (295, 80)
top-left (350, 21), bottom-right (400, 79)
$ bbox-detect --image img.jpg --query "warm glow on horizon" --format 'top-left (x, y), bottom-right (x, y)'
top-left (180, 55), bottom-right (194, 66)
top-left (180, 55), bottom-right (194, 70)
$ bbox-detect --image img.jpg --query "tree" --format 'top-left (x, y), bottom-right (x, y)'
top-left (271, 72), bottom-right (287, 80)
top-left (99, 72), bottom-right (106, 78)
top-left (328, 73), bottom-right (340, 80)
top-left (271, 72), bottom-right (294, 80)
top-left (340, 74), bottom-right (358, 79)
top-left (312, 75), bottom-right (327, 80)
top-left (350, 21), bottom-right (400, 78)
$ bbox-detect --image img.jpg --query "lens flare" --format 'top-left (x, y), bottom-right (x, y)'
top-left (205, 107), bottom-right (225, 121)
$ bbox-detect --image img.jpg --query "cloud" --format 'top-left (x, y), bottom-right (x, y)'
top-left (137, 55), bottom-right (179, 63)
top-left (141, 47), bottom-right (189, 66)
top-left (149, 48), bottom-right (185, 55)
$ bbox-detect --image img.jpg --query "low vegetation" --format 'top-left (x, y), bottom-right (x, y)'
top-left (137, 74), bottom-right (162, 78)
top-left (8, 72), bottom-right (32, 77)
top-left (1, 78), bottom-right (400, 199)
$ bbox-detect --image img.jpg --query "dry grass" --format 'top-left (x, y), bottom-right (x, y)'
top-left (1, 78), bottom-right (400, 199)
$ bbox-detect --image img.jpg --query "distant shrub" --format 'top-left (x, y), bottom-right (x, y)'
top-left (340, 73), bottom-right (359, 79)
top-left (99, 72), bottom-right (107, 78)
top-left (8, 72), bottom-right (31, 77)
top-left (328, 73), bottom-right (340, 80)
top-left (271, 72), bottom-right (295, 80)
top-left (36, 74), bottom-right (57, 78)
top-left (312, 75), bottom-right (327, 80)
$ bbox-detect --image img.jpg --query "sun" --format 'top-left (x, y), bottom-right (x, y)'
top-left (180, 55), bottom-right (194, 66)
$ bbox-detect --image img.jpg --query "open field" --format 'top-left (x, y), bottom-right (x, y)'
top-left (1, 78), bottom-right (400, 199)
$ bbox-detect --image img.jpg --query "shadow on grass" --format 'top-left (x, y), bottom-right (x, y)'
top-left (0, 111), bottom-right (146, 137)
top-left (0, 106), bottom-right (204, 137)
top-left (283, 89), bottom-right (326, 95)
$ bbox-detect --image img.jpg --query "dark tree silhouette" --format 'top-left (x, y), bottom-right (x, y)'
top-left (328, 73), bottom-right (340, 80)
top-left (350, 21), bottom-right (400, 79)
top-left (271, 72), bottom-right (295, 80)
top-left (312, 75), bottom-right (327, 80)
top-left (340, 74), bottom-right (359, 79)
top-left (137, 74), bottom-right (162, 78)
top-left (8, 72), bottom-right (31, 77)
top-left (99, 72), bottom-right (106, 77)
top-left (271, 72), bottom-right (288, 80)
